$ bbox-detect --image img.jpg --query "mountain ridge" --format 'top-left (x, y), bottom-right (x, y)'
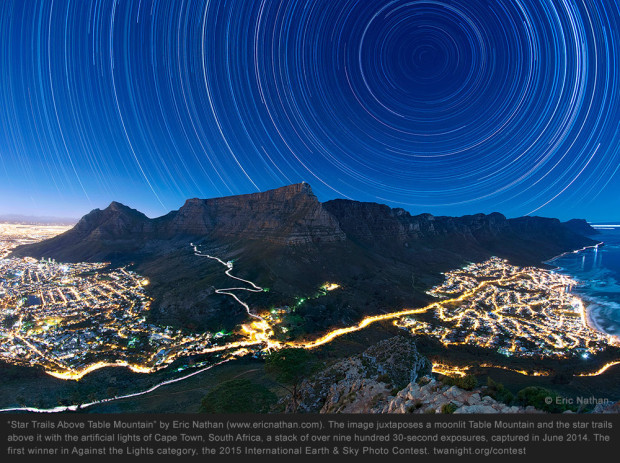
top-left (12, 183), bottom-right (598, 263)
top-left (11, 183), bottom-right (599, 332)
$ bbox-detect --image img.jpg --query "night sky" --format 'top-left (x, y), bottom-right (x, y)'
top-left (1, 0), bottom-right (619, 222)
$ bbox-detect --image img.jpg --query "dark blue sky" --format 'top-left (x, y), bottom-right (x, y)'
top-left (1, 0), bottom-right (619, 221)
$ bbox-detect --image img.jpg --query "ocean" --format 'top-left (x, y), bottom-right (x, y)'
top-left (547, 226), bottom-right (620, 337)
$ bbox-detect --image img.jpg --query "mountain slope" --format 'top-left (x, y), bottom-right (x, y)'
top-left (11, 183), bottom-right (599, 333)
top-left (159, 182), bottom-right (345, 244)
top-left (15, 183), bottom-right (344, 263)
top-left (13, 201), bottom-right (152, 262)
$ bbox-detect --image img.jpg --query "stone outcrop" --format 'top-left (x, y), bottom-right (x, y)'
top-left (381, 378), bottom-right (541, 414)
top-left (288, 336), bottom-right (544, 414)
top-left (292, 336), bottom-right (432, 413)
top-left (592, 400), bottom-right (620, 413)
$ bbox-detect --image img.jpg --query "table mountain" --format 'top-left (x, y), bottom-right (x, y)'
top-left (11, 183), bottom-right (599, 332)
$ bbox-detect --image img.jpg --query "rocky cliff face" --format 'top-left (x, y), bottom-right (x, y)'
top-left (323, 199), bottom-right (592, 249)
top-left (322, 200), bottom-right (510, 244)
top-left (14, 183), bottom-right (346, 262)
top-left (322, 198), bottom-right (597, 266)
top-left (14, 182), bottom-right (597, 263)
top-left (162, 182), bottom-right (346, 244)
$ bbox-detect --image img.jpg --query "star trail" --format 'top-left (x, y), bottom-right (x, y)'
top-left (0, 0), bottom-right (619, 221)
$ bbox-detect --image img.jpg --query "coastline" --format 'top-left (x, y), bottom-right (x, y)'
top-left (542, 241), bottom-right (610, 336)
top-left (582, 299), bottom-right (609, 336)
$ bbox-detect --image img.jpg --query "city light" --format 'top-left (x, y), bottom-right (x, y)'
top-left (1, 229), bottom-right (618, 383)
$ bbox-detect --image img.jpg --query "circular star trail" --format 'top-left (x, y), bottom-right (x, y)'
top-left (0, 0), bottom-right (619, 220)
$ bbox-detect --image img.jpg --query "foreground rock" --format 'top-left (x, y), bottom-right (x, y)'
top-left (381, 378), bottom-right (540, 414)
top-left (290, 335), bottom-right (541, 414)
top-left (293, 336), bottom-right (431, 413)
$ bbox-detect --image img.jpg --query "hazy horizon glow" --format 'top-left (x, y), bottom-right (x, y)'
top-left (1, 0), bottom-right (619, 221)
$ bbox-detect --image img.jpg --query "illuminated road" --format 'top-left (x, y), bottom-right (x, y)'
top-left (184, 249), bottom-right (620, 371)
top-left (191, 243), bottom-right (278, 349)
top-left (575, 360), bottom-right (620, 377)
top-left (192, 243), bottom-right (265, 322)
top-left (0, 358), bottom-right (233, 413)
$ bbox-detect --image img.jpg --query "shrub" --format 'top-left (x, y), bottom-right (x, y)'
top-left (486, 377), bottom-right (515, 405)
top-left (515, 386), bottom-right (576, 413)
top-left (441, 402), bottom-right (458, 414)
top-left (458, 375), bottom-right (477, 390)
top-left (441, 374), bottom-right (477, 391)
